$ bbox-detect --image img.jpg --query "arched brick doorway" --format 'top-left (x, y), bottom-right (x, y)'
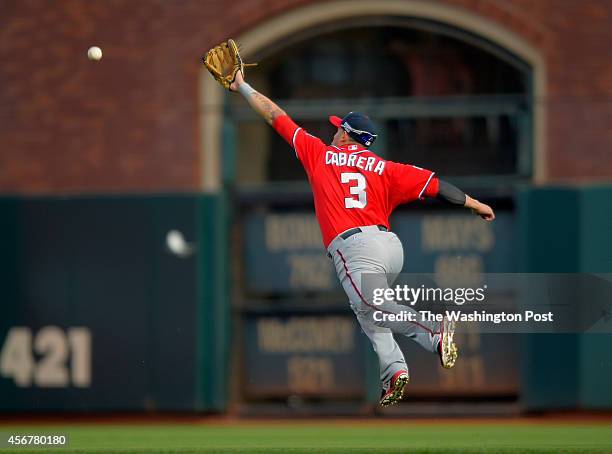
top-left (200, 0), bottom-right (546, 191)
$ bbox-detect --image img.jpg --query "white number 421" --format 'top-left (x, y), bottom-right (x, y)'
top-left (341, 172), bottom-right (367, 209)
top-left (0, 326), bottom-right (91, 388)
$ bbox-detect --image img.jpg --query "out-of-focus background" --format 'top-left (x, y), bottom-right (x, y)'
top-left (1, 0), bottom-right (612, 450)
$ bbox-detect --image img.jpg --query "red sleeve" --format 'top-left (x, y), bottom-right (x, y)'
top-left (272, 115), bottom-right (325, 172)
top-left (424, 176), bottom-right (439, 198)
top-left (386, 161), bottom-right (437, 206)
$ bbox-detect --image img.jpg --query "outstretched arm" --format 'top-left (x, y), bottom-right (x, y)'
top-left (436, 179), bottom-right (495, 221)
top-left (230, 71), bottom-right (286, 125)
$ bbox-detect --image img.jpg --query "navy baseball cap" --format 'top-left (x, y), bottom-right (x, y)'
top-left (329, 112), bottom-right (378, 147)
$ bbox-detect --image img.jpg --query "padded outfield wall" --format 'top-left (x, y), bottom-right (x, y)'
top-left (519, 185), bottom-right (612, 411)
top-left (0, 195), bottom-right (229, 412)
top-left (0, 187), bottom-right (610, 412)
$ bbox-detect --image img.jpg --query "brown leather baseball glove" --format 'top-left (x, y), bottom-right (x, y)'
top-left (202, 39), bottom-right (256, 90)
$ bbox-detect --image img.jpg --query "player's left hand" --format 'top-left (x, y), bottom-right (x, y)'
top-left (229, 69), bottom-right (244, 92)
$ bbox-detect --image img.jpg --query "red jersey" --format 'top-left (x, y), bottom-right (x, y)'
top-left (273, 115), bottom-right (439, 248)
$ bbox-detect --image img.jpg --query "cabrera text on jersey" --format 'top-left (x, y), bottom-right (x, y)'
top-left (273, 115), bottom-right (440, 248)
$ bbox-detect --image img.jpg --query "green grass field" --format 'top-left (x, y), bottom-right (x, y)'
top-left (1, 422), bottom-right (611, 453)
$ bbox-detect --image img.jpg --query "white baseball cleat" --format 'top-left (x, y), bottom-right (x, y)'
top-left (379, 370), bottom-right (409, 407)
top-left (438, 316), bottom-right (458, 369)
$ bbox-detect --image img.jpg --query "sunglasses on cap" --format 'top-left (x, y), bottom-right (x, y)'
top-left (341, 121), bottom-right (377, 147)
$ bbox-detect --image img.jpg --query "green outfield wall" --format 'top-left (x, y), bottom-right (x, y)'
top-left (1, 187), bottom-right (610, 413)
top-left (0, 195), bottom-right (229, 412)
top-left (519, 185), bottom-right (612, 411)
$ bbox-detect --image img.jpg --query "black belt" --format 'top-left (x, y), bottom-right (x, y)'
top-left (327, 225), bottom-right (389, 258)
top-left (340, 224), bottom-right (387, 240)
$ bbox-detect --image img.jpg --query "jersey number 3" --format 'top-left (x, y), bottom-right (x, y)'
top-left (341, 172), bottom-right (367, 209)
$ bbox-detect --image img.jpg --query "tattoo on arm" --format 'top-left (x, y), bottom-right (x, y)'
top-left (251, 92), bottom-right (286, 124)
top-left (238, 83), bottom-right (286, 125)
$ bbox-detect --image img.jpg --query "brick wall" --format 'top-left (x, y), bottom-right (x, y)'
top-left (1, 0), bottom-right (610, 193)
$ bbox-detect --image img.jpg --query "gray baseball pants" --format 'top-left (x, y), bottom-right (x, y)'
top-left (328, 225), bottom-right (440, 385)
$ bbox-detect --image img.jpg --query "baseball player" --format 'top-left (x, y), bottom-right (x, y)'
top-left (203, 41), bottom-right (495, 406)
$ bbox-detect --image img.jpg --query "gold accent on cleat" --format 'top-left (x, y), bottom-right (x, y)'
top-left (380, 372), bottom-right (409, 407)
top-left (440, 318), bottom-right (458, 369)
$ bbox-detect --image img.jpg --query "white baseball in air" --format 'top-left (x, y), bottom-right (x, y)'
top-left (87, 46), bottom-right (103, 61)
top-left (166, 230), bottom-right (194, 257)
